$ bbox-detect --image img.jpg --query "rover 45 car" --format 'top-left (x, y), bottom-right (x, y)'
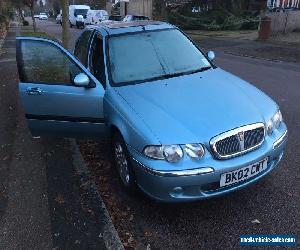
top-left (16, 21), bottom-right (288, 202)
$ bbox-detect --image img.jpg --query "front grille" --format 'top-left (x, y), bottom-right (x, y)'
top-left (210, 123), bottom-right (265, 159)
top-left (215, 134), bottom-right (240, 156)
top-left (244, 128), bottom-right (265, 149)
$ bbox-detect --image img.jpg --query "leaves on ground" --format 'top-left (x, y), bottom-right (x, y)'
top-left (251, 219), bottom-right (261, 224)
top-left (55, 194), bottom-right (65, 204)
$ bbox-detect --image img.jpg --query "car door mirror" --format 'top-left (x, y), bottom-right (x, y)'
top-left (74, 73), bottom-right (90, 87)
top-left (207, 51), bottom-right (215, 61)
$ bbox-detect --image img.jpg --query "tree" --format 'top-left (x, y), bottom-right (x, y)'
top-left (50, 0), bottom-right (60, 15)
top-left (23, 0), bottom-right (37, 32)
top-left (60, 0), bottom-right (69, 48)
top-left (154, 0), bottom-right (167, 20)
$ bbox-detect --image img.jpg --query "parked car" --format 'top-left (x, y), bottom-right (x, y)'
top-left (69, 5), bottom-right (90, 28)
top-left (38, 13), bottom-right (48, 20)
top-left (16, 21), bottom-right (288, 202)
top-left (269, 6), bottom-right (299, 12)
top-left (123, 15), bottom-right (150, 22)
top-left (284, 7), bottom-right (299, 11)
top-left (56, 13), bottom-right (62, 24)
top-left (269, 7), bottom-right (285, 12)
top-left (86, 10), bottom-right (109, 25)
top-left (108, 15), bottom-right (123, 21)
top-left (101, 15), bottom-right (123, 24)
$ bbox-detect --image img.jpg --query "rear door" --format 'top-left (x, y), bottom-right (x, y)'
top-left (16, 37), bottom-right (107, 139)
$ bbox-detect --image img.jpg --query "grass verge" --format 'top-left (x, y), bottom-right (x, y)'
top-left (21, 31), bottom-right (56, 41)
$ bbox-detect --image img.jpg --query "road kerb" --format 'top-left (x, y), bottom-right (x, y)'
top-left (70, 139), bottom-right (124, 250)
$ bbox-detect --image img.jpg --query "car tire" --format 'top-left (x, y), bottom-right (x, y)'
top-left (111, 132), bottom-right (137, 194)
top-left (70, 22), bottom-right (73, 28)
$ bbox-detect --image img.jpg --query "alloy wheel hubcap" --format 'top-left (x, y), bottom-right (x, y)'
top-left (114, 142), bottom-right (130, 186)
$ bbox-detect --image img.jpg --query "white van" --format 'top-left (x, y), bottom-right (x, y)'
top-left (69, 5), bottom-right (90, 28)
top-left (86, 10), bottom-right (109, 25)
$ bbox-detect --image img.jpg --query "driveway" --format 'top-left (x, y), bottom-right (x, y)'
top-left (27, 19), bottom-right (300, 249)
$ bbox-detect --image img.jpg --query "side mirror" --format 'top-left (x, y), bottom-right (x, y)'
top-left (207, 51), bottom-right (215, 61)
top-left (74, 73), bottom-right (90, 87)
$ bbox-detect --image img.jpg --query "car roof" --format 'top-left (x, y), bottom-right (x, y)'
top-left (69, 5), bottom-right (90, 9)
top-left (88, 21), bottom-right (175, 36)
top-left (127, 15), bottom-right (148, 17)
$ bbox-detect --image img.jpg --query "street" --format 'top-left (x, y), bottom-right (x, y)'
top-left (1, 19), bottom-right (299, 249)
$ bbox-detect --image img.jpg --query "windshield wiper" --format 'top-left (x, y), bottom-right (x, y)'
top-left (123, 66), bottom-right (213, 85)
top-left (196, 66), bottom-right (212, 73)
top-left (160, 66), bottom-right (213, 79)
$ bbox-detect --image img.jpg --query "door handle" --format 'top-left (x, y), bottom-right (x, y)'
top-left (26, 87), bottom-right (44, 95)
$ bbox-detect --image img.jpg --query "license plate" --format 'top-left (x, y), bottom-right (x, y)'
top-left (220, 158), bottom-right (268, 188)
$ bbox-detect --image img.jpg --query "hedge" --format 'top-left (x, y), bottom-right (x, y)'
top-left (167, 12), bottom-right (260, 31)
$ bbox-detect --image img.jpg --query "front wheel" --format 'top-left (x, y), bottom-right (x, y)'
top-left (112, 132), bottom-right (137, 193)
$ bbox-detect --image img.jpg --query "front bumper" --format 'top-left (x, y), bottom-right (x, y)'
top-left (128, 125), bottom-right (288, 202)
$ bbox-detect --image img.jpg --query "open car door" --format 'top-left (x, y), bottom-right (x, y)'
top-left (16, 37), bottom-right (107, 139)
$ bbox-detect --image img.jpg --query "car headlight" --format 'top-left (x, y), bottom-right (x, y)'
top-left (163, 145), bottom-right (184, 163)
top-left (266, 119), bottom-right (274, 135)
top-left (143, 145), bottom-right (183, 163)
top-left (272, 110), bottom-right (283, 129)
top-left (267, 110), bottom-right (283, 135)
top-left (143, 146), bottom-right (164, 160)
top-left (185, 143), bottom-right (205, 159)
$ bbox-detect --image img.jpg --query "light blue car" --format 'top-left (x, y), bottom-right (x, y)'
top-left (16, 21), bottom-right (288, 202)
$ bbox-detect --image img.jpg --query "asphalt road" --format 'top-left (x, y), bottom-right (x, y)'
top-left (34, 18), bottom-right (83, 49)
top-left (34, 20), bottom-right (300, 249)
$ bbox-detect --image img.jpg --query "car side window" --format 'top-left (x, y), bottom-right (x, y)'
top-left (74, 30), bottom-right (93, 66)
top-left (89, 34), bottom-right (106, 86)
top-left (20, 40), bottom-right (82, 85)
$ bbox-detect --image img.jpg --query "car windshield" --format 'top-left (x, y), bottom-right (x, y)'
top-left (108, 29), bottom-right (212, 86)
top-left (74, 9), bottom-right (88, 17)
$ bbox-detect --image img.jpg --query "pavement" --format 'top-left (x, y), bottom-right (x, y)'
top-left (0, 22), bottom-right (53, 249)
top-left (187, 33), bottom-right (300, 64)
top-left (0, 21), bottom-right (122, 250)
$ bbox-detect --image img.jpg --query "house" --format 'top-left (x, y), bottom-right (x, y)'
top-left (121, 0), bottom-right (192, 19)
top-left (126, 0), bottom-right (154, 18)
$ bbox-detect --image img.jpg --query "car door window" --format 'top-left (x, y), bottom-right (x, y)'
top-left (74, 30), bottom-right (93, 66)
top-left (20, 40), bottom-right (82, 85)
top-left (89, 34), bottom-right (106, 86)
top-left (16, 37), bottom-right (106, 139)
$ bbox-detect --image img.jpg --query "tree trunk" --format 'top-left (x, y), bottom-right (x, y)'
top-left (60, 0), bottom-right (69, 49)
top-left (18, 7), bottom-right (25, 22)
top-left (30, 7), bottom-right (37, 32)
